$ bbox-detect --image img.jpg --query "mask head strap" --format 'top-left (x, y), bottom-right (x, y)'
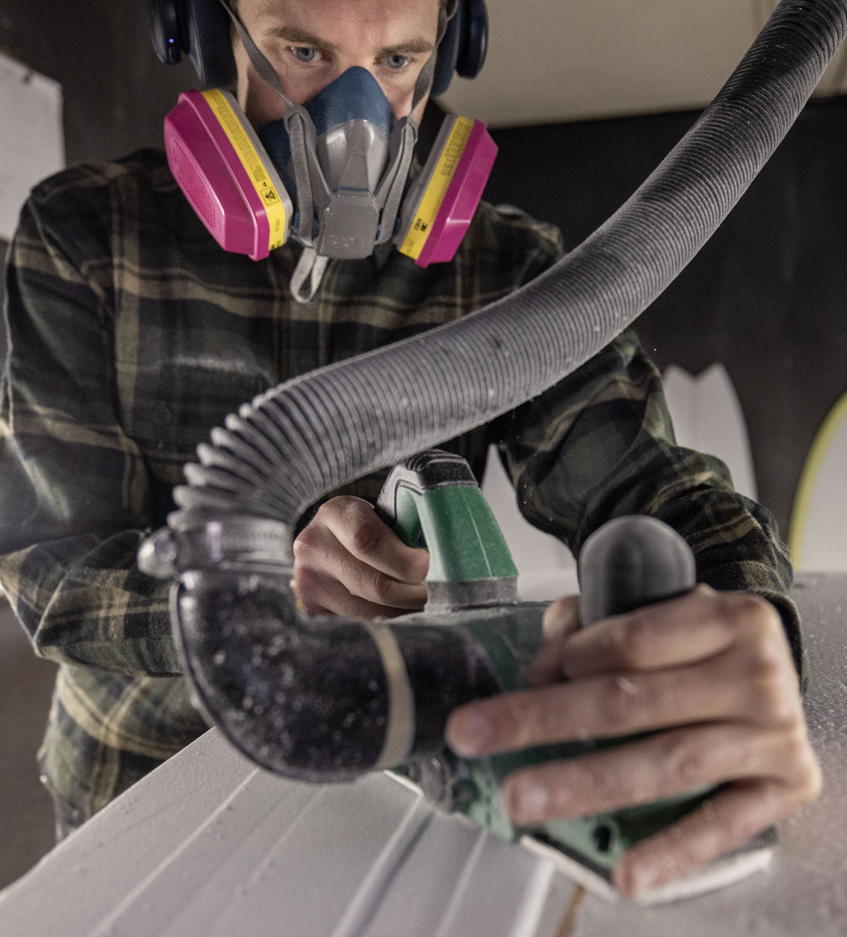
top-left (215, 0), bottom-right (287, 101)
top-left (214, 0), bottom-right (319, 249)
top-left (411, 0), bottom-right (458, 109)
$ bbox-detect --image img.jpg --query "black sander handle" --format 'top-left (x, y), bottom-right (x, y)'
top-left (578, 516), bottom-right (697, 627)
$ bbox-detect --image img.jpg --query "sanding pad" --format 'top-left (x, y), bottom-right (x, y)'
top-left (521, 826), bottom-right (777, 905)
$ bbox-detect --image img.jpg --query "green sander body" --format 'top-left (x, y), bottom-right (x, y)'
top-left (377, 450), bottom-right (775, 902)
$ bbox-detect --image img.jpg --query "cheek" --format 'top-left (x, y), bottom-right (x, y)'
top-left (280, 70), bottom-right (336, 108)
top-left (384, 79), bottom-right (420, 120)
top-left (246, 78), bottom-right (287, 128)
top-left (409, 91), bottom-right (429, 124)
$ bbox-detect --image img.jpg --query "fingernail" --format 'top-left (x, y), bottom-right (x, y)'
top-left (514, 781), bottom-right (549, 823)
top-left (447, 711), bottom-right (492, 756)
top-left (617, 860), bottom-right (660, 899)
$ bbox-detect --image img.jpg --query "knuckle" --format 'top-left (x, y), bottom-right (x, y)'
top-left (309, 495), bottom-right (367, 530)
top-left (368, 567), bottom-right (393, 602)
top-left (312, 497), bottom-right (342, 525)
top-left (783, 727), bottom-right (822, 800)
top-left (735, 592), bottom-right (783, 642)
top-left (613, 614), bottom-right (655, 668)
top-left (727, 600), bottom-right (798, 725)
top-left (748, 666), bottom-right (798, 727)
top-left (292, 531), bottom-right (325, 571)
top-left (661, 733), bottom-right (708, 789)
top-left (741, 646), bottom-right (799, 727)
top-left (350, 514), bottom-right (386, 557)
top-left (293, 524), bottom-right (321, 555)
top-left (799, 755), bottom-right (824, 802)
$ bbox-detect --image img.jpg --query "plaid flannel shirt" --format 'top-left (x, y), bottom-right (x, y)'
top-left (0, 149), bottom-right (801, 831)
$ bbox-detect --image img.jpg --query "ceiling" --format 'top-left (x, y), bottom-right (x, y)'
top-left (439, 0), bottom-right (847, 127)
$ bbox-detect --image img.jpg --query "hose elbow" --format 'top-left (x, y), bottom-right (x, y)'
top-left (173, 568), bottom-right (499, 782)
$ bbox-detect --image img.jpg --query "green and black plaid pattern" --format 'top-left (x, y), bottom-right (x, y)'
top-left (0, 150), bottom-right (800, 829)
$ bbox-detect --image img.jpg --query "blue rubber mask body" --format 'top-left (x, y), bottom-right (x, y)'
top-left (258, 67), bottom-right (405, 257)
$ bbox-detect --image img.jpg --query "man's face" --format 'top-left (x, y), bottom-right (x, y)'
top-left (233, 0), bottom-right (441, 129)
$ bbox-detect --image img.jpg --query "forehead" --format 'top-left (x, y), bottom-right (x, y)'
top-left (246, 0), bottom-right (441, 45)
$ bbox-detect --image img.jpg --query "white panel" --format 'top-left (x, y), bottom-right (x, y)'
top-left (480, 445), bottom-right (578, 601)
top-left (440, 0), bottom-right (847, 127)
top-left (0, 53), bottom-right (64, 241)
top-left (2, 575), bottom-right (846, 936)
top-left (662, 363), bottom-right (758, 501)
top-left (790, 392), bottom-right (847, 572)
top-left (441, 0), bottom-right (760, 126)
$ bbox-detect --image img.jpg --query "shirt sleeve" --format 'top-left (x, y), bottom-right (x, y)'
top-left (0, 181), bottom-right (179, 675)
top-left (494, 328), bottom-right (806, 683)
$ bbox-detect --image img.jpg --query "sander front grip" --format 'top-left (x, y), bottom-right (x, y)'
top-left (579, 516), bottom-right (697, 626)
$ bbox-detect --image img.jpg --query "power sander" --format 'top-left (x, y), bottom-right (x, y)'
top-left (375, 449), bottom-right (775, 904)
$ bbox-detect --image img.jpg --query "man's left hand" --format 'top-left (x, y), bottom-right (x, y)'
top-left (445, 585), bottom-right (821, 898)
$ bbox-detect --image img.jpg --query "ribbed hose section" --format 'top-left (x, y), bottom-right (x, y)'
top-left (161, 0), bottom-right (846, 781)
top-left (172, 0), bottom-right (845, 529)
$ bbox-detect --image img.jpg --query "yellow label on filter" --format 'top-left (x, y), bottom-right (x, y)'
top-left (400, 116), bottom-right (474, 260)
top-left (201, 89), bottom-right (288, 252)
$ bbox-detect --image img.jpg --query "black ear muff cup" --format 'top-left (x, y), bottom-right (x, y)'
top-left (148, 0), bottom-right (237, 88)
top-left (456, 0), bottom-right (488, 78)
top-left (149, 0), bottom-right (185, 65)
top-left (431, 0), bottom-right (489, 97)
top-left (184, 0), bottom-right (238, 88)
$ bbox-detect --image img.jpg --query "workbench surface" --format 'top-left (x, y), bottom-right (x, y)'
top-left (2, 572), bottom-right (845, 937)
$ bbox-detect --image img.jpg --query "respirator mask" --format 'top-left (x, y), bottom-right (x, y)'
top-left (159, 0), bottom-right (497, 301)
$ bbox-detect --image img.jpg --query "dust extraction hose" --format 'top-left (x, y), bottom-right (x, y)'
top-left (139, 0), bottom-right (847, 782)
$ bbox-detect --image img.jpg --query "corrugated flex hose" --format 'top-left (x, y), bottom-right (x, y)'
top-left (139, 0), bottom-right (847, 782)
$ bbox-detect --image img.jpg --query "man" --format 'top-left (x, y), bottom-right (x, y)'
top-left (0, 0), bottom-right (819, 899)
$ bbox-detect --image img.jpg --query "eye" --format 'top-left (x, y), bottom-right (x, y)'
top-left (290, 46), bottom-right (317, 63)
top-left (384, 53), bottom-right (410, 70)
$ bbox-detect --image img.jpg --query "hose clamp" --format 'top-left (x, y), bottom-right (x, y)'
top-left (138, 518), bottom-right (294, 577)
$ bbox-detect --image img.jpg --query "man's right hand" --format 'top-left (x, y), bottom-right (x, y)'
top-left (292, 496), bottom-right (429, 617)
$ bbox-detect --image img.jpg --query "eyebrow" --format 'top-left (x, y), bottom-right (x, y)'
top-left (262, 25), bottom-right (434, 57)
top-left (263, 26), bottom-right (341, 52)
top-left (376, 38), bottom-right (435, 57)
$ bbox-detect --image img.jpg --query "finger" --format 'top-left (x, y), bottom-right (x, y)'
top-left (498, 720), bottom-right (818, 825)
top-left (614, 774), bottom-right (821, 898)
top-left (446, 642), bottom-right (803, 756)
top-left (293, 549), bottom-right (427, 614)
top-left (316, 497), bottom-right (430, 583)
top-left (294, 521), bottom-right (428, 611)
top-left (526, 595), bottom-right (581, 684)
top-left (292, 567), bottom-right (414, 619)
top-left (562, 586), bottom-right (786, 677)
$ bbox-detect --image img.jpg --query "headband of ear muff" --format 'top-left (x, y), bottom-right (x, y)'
top-left (148, 0), bottom-right (487, 93)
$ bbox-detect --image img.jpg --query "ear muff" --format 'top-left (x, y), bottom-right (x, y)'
top-left (455, 0), bottom-right (488, 78)
top-left (150, 0), bottom-right (486, 98)
top-left (149, 0), bottom-right (185, 66)
top-left (148, 0), bottom-right (237, 88)
top-left (431, 0), bottom-right (488, 97)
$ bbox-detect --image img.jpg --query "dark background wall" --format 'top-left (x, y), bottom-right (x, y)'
top-left (484, 98), bottom-right (847, 537)
top-left (0, 0), bottom-right (196, 165)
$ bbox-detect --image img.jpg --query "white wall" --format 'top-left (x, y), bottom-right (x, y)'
top-left (441, 0), bottom-right (847, 127)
